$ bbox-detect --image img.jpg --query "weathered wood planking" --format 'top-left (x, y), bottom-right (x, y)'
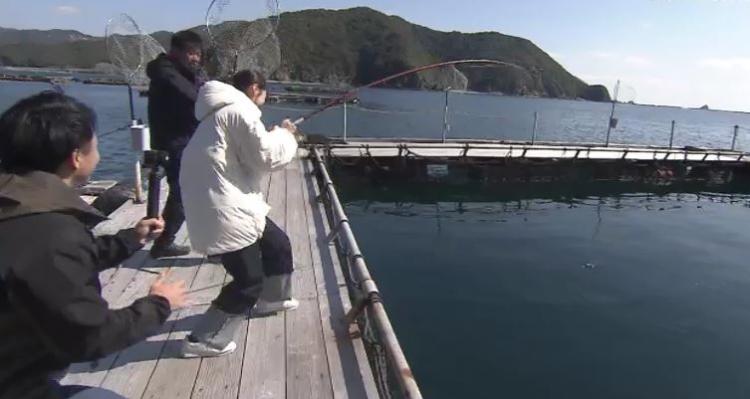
top-left (286, 162), bottom-right (334, 399)
top-left (95, 179), bottom-right (169, 288)
top-left (301, 159), bottom-right (380, 399)
top-left (140, 259), bottom-right (228, 399)
top-left (238, 170), bottom-right (287, 399)
top-left (98, 248), bottom-right (204, 398)
top-left (61, 226), bottom-right (190, 387)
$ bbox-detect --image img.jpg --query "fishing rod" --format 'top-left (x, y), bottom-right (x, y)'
top-left (291, 59), bottom-right (529, 126)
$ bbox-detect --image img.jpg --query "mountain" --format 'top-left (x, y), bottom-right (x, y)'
top-left (273, 7), bottom-right (605, 99)
top-left (0, 8), bottom-right (609, 101)
top-left (0, 27), bottom-right (94, 46)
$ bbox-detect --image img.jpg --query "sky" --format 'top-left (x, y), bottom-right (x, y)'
top-left (1, 0), bottom-right (749, 111)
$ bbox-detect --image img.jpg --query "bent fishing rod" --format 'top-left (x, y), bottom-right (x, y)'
top-left (291, 59), bottom-right (529, 126)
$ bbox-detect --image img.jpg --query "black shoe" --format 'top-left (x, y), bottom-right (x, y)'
top-left (150, 242), bottom-right (191, 258)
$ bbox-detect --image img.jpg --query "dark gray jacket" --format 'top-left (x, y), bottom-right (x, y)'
top-left (0, 172), bottom-right (170, 399)
top-left (146, 53), bottom-right (201, 152)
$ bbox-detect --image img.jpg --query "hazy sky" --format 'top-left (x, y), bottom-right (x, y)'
top-left (1, 0), bottom-right (748, 111)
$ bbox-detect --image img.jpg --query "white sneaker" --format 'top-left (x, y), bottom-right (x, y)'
top-left (180, 339), bottom-right (237, 358)
top-left (253, 298), bottom-right (300, 315)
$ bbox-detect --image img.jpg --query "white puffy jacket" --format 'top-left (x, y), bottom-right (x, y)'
top-left (180, 81), bottom-right (298, 255)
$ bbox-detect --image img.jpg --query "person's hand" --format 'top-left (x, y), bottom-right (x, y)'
top-left (135, 217), bottom-right (165, 245)
top-left (281, 118), bottom-right (298, 134)
top-left (149, 270), bottom-right (189, 310)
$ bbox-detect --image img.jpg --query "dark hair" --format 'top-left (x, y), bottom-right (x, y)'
top-left (232, 70), bottom-right (267, 92)
top-left (170, 30), bottom-right (203, 52)
top-left (0, 91), bottom-right (96, 174)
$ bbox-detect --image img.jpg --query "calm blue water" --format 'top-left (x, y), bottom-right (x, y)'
top-left (4, 81), bottom-right (750, 398)
top-left (340, 185), bottom-right (750, 399)
top-left (2, 80), bottom-right (750, 181)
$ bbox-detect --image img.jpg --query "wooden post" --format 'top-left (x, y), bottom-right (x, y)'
top-left (531, 112), bottom-right (539, 145)
top-left (732, 125), bottom-right (739, 150)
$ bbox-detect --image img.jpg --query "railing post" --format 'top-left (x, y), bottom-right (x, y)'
top-left (343, 101), bottom-right (348, 143)
top-left (732, 125), bottom-right (739, 151)
top-left (531, 111), bottom-right (539, 145)
top-left (442, 88), bottom-right (450, 143)
top-left (669, 120), bottom-right (675, 148)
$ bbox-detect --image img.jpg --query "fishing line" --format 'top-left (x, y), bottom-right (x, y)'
top-left (292, 59), bottom-right (532, 126)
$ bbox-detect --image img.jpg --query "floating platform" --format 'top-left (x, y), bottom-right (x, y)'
top-left (315, 139), bottom-right (750, 185)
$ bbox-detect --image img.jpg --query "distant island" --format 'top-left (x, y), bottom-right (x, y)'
top-left (0, 7), bottom-right (610, 101)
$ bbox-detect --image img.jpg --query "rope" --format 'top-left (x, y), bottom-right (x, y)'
top-left (98, 123), bottom-right (132, 139)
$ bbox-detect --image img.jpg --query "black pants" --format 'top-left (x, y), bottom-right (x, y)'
top-left (214, 218), bottom-right (294, 314)
top-left (156, 148), bottom-right (185, 246)
top-left (260, 218), bottom-right (294, 276)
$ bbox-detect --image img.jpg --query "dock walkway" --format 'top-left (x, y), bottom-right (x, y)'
top-left (61, 157), bottom-right (380, 399)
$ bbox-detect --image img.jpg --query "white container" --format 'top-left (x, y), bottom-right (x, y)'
top-left (130, 124), bottom-right (151, 152)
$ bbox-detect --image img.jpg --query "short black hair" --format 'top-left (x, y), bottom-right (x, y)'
top-left (0, 91), bottom-right (96, 174)
top-left (232, 70), bottom-right (267, 91)
top-left (170, 30), bottom-right (203, 52)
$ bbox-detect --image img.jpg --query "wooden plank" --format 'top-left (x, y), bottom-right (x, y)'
top-left (238, 170), bottom-right (287, 399)
top-left (97, 237), bottom-right (204, 398)
top-left (61, 227), bottom-right (191, 388)
top-left (302, 159), bottom-right (380, 398)
top-left (190, 316), bottom-right (249, 399)
top-left (140, 259), bottom-right (228, 399)
top-left (93, 200), bottom-right (146, 287)
top-left (193, 171), bottom-right (279, 399)
top-left (78, 180), bottom-right (118, 195)
top-left (286, 160), bottom-right (334, 399)
top-left (286, 162), bottom-right (318, 300)
top-left (96, 179), bottom-right (168, 288)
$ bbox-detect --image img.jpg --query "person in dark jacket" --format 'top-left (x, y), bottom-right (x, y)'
top-left (146, 30), bottom-right (205, 259)
top-left (0, 92), bottom-right (188, 399)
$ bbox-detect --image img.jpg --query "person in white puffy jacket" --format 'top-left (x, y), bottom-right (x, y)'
top-left (178, 70), bottom-right (300, 358)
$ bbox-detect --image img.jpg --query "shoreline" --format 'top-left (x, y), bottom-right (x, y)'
top-left (1, 67), bottom-right (747, 114)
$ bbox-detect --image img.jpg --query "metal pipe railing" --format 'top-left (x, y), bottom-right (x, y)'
top-left (322, 100), bottom-right (747, 152)
top-left (311, 148), bottom-right (423, 399)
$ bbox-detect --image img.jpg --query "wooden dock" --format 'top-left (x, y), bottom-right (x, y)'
top-left (61, 157), bottom-right (381, 399)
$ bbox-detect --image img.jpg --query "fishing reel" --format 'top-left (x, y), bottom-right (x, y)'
top-left (142, 150), bottom-right (169, 219)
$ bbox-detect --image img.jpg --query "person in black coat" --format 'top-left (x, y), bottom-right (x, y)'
top-left (0, 92), bottom-right (188, 399)
top-left (146, 30), bottom-right (205, 258)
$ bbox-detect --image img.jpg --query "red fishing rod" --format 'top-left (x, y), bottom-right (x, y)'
top-left (292, 59), bottom-right (528, 125)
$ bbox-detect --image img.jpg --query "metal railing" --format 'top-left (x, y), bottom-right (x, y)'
top-left (310, 148), bottom-right (423, 399)
top-left (266, 100), bottom-right (749, 152)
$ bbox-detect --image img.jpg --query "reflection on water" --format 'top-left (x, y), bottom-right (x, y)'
top-left (341, 183), bottom-right (750, 399)
top-left (348, 192), bottom-right (750, 221)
